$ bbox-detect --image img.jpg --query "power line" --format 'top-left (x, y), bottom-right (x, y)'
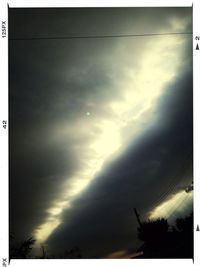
top-left (9, 32), bottom-right (192, 41)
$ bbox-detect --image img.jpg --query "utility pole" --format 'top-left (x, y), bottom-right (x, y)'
top-left (41, 245), bottom-right (46, 259)
top-left (134, 208), bottom-right (142, 227)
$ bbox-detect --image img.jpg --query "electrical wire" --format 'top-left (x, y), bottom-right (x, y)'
top-left (9, 31), bottom-right (193, 41)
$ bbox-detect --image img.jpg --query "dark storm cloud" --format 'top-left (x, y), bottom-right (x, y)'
top-left (9, 7), bottom-right (192, 130)
top-left (47, 68), bottom-right (192, 257)
top-left (9, 7), bottom-right (192, 256)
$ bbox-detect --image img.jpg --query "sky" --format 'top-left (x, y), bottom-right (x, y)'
top-left (9, 7), bottom-right (193, 258)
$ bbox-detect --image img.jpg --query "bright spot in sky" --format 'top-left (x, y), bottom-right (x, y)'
top-left (148, 190), bottom-right (193, 221)
top-left (33, 35), bottom-right (188, 243)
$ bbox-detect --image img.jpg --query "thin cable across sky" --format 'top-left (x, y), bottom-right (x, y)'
top-left (9, 31), bottom-right (192, 41)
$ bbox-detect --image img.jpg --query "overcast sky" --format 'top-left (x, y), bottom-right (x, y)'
top-left (9, 7), bottom-right (193, 258)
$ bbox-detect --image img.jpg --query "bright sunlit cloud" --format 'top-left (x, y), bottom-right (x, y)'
top-left (90, 120), bottom-right (121, 158)
top-left (33, 35), bottom-right (188, 243)
top-left (34, 218), bottom-right (61, 243)
top-left (148, 190), bottom-right (193, 221)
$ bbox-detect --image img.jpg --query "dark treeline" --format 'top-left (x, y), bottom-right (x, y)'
top-left (135, 212), bottom-right (193, 258)
top-left (10, 212), bottom-right (193, 259)
top-left (9, 233), bottom-right (82, 259)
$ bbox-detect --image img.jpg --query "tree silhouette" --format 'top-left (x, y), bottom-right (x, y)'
top-left (176, 212), bottom-right (193, 232)
top-left (18, 237), bottom-right (35, 258)
top-left (10, 233), bottom-right (83, 259)
top-left (9, 235), bottom-right (35, 259)
top-left (138, 218), bottom-right (169, 243)
top-left (174, 212), bottom-right (193, 258)
top-left (135, 213), bottom-right (193, 258)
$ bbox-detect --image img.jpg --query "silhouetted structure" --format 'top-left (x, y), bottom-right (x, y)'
top-left (134, 208), bottom-right (142, 227)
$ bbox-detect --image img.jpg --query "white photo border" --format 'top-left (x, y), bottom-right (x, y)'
top-left (0, 0), bottom-right (199, 266)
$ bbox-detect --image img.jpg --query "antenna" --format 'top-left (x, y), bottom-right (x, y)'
top-left (134, 208), bottom-right (142, 227)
